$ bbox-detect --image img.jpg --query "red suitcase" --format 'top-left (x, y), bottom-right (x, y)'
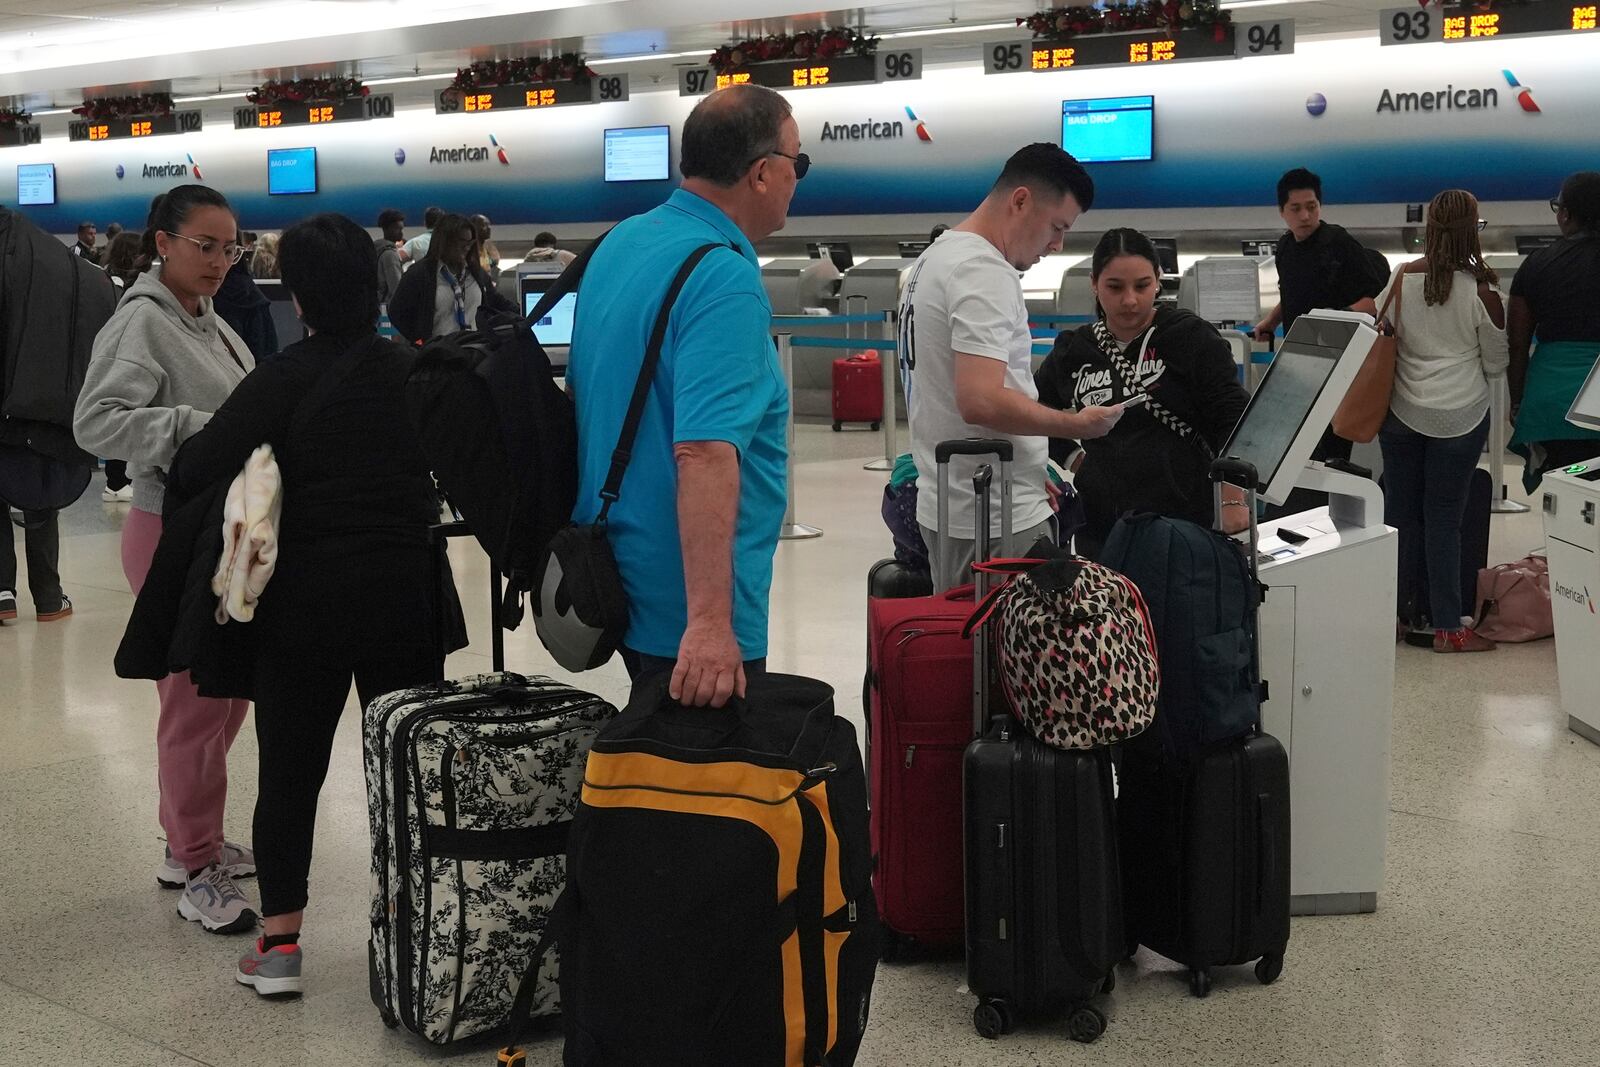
top-left (832, 352), bottom-right (884, 431)
top-left (866, 440), bottom-right (1012, 954)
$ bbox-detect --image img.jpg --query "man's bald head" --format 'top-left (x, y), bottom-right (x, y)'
top-left (680, 84), bottom-right (794, 187)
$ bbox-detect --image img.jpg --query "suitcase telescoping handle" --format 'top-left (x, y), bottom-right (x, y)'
top-left (934, 438), bottom-right (1014, 596)
top-left (972, 464), bottom-right (996, 738)
top-left (1210, 457), bottom-right (1262, 581)
top-left (428, 519), bottom-right (506, 673)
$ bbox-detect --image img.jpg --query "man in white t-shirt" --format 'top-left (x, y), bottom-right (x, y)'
top-left (900, 142), bottom-right (1122, 590)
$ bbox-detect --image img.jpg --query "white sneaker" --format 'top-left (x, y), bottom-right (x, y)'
top-left (177, 865), bottom-right (258, 934)
top-left (101, 485), bottom-right (133, 502)
top-left (156, 841), bottom-right (256, 888)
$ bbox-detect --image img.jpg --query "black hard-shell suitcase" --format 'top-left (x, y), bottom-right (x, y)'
top-left (961, 464), bottom-right (1119, 1043)
top-left (965, 722), bottom-right (1121, 1041)
top-left (1118, 459), bottom-right (1289, 997)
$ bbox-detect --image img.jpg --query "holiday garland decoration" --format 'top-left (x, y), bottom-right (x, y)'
top-left (248, 76), bottom-right (369, 107)
top-left (447, 54), bottom-right (595, 93)
top-left (0, 107), bottom-right (30, 127)
top-left (708, 27), bottom-right (880, 75)
top-left (1019, 2), bottom-right (1232, 42)
top-left (73, 92), bottom-right (175, 121)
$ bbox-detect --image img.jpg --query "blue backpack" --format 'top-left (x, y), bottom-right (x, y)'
top-left (1097, 513), bottom-right (1264, 761)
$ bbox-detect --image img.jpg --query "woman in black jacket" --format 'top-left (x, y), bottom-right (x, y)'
top-left (1037, 228), bottom-right (1251, 557)
top-left (385, 211), bottom-right (514, 344)
top-left (166, 213), bottom-right (462, 997)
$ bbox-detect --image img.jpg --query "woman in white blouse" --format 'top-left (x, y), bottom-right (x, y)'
top-left (1378, 189), bottom-right (1508, 653)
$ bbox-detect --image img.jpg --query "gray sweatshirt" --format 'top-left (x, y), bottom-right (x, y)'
top-left (74, 269), bottom-right (255, 514)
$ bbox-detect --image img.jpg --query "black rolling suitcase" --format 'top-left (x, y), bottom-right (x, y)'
top-left (962, 464), bottom-right (1121, 1044)
top-left (1117, 458), bottom-right (1290, 998)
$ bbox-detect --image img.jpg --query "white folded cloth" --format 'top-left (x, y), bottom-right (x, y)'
top-left (211, 443), bottom-right (282, 624)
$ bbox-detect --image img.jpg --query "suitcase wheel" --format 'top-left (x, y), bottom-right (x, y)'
top-left (1188, 967), bottom-right (1213, 999)
top-left (832, 421), bottom-right (842, 432)
top-left (973, 999), bottom-right (1014, 1040)
top-left (1101, 967), bottom-right (1116, 995)
top-left (871, 421), bottom-right (881, 432)
top-left (1255, 952), bottom-right (1284, 986)
top-left (1066, 1004), bottom-right (1107, 1044)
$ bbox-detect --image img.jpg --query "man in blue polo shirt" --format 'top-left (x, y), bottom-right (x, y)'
top-left (567, 84), bottom-right (805, 708)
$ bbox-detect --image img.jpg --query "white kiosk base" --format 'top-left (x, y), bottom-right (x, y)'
top-left (1251, 467), bottom-right (1397, 915)
top-left (1541, 461), bottom-right (1600, 747)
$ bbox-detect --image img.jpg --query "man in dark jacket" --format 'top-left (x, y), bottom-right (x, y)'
top-left (375, 208), bottom-right (405, 305)
top-left (0, 206), bottom-right (118, 622)
top-left (71, 221), bottom-right (100, 265)
top-left (1252, 167), bottom-right (1388, 462)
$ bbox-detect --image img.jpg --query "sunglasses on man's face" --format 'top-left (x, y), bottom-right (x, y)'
top-left (752, 150), bottom-right (811, 181)
top-left (1550, 198), bottom-right (1564, 214)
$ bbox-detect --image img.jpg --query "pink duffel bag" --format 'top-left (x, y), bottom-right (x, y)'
top-left (1474, 555), bottom-right (1554, 643)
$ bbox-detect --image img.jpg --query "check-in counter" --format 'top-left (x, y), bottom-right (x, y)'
top-left (762, 257), bottom-right (842, 315)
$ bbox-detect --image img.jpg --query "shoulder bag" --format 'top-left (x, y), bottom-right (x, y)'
top-left (1331, 268), bottom-right (1404, 444)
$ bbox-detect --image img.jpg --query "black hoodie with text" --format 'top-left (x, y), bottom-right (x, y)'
top-left (1036, 306), bottom-right (1250, 553)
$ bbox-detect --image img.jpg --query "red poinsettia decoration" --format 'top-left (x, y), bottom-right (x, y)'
top-left (248, 76), bottom-right (368, 108)
top-left (73, 93), bottom-right (174, 122)
top-left (0, 107), bottom-right (31, 127)
top-left (447, 53), bottom-right (595, 93)
top-left (1017, 1), bottom-right (1230, 41)
top-left (708, 27), bottom-right (879, 75)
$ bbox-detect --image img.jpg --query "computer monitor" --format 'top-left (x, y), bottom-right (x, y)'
top-left (805, 242), bottom-right (853, 272)
top-left (898, 240), bottom-right (931, 258)
top-left (17, 163), bottom-right (55, 206)
top-left (1151, 237), bottom-right (1179, 276)
top-left (1515, 234), bottom-right (1560, 255)
top-left (520, 275), bottom-right (577, 347)
top-left (1567, 353), bottom-right (1600, 432)
top-left (267, 147), bottom-right (317, 196)
top-left (1220, 310), bottom-right (1378, 504)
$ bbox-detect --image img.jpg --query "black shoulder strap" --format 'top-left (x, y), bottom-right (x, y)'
top-left (525, 229), bottom-right (612, 326)
top-left (595, 242), bottom-right (736, 523)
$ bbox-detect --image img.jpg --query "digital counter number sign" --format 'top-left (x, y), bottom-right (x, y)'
top-left (680, 50), bottom-right (922, 96)
top-left (434, 75), bottom-right (628, 115)
top-left (69, 111), bottom-right (202, 142)
top-left (1385, 0), bottom-right (1598, 42)
top-left (986, 23), bottom-right (1287, 76)
top-left (234, 95), bottom-right (394, 131)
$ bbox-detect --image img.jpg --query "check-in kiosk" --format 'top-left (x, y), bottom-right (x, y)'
top-left (761, 258), bottom-right (842, 315)
top-left (1218, 310), bottom-right (1398, 915)
top-left (1177, 256), bottom-right (1262, 385)
top-left (1541, 360), bottom-right (1600, 747)
top-left (1056, 262), bottom-right (1096, 317)
top-left (836, 259), bottom-right (910, 315)
top-left (518, 272), bottom-right (577, 370)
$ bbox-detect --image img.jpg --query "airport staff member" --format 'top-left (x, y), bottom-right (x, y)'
top-left (566, 84), bottom-right (799, 708)
top-left (72, 221), bottom-right (101, 265)
top-left (899, 142), bottom-right (1121, 591)
top-left (1253, 167), bottom-right (1389, 462)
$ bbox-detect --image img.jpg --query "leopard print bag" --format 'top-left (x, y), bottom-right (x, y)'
top-left (966, 556), bottom-right (1160, 750)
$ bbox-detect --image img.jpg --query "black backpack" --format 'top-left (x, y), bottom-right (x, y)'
top-left (402, 238), bottom-right (603, 627)
top-left (1098, 513), bottom-right (1264, 761)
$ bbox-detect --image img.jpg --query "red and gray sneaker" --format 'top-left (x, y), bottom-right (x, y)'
top-left (157, 841), bottom-right (256, 889)
top-left (237, 939), bottom-right (304, 998)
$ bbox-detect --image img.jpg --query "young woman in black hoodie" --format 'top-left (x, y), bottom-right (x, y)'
top-left (1037, 229), bottom-right (1251, 557)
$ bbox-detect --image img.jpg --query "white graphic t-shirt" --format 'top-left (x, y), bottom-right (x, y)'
top-left (898, 230), bottom-right (1051, 540)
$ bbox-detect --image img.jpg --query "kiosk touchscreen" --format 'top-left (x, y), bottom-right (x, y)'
top-left (520, 275), bottom-right (577, 356)
top-left (1221, 310), bottom-right (1378, 506)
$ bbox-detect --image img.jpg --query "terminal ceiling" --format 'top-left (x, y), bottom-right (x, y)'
top-left (2, 0), bottom-right (1393, 110)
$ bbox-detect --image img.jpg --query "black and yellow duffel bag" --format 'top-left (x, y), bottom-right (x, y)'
top-left (498, 672), bottom-right (879, 1067)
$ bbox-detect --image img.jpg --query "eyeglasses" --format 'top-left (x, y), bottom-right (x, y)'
top-left (164, 230), bottom-right (244, 264)
top-left (1550, 198), bottom-right (1564, 214)
top-left (1477, 219), bottom-right (1488, 232)
top-left (760, 150), bottom-right (811, 180)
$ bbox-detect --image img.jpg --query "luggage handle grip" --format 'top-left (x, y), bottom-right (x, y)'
top-left (935, 438), bottom-right (1014, 464)
top-left (1209, 458), bottom-right (1259, 488)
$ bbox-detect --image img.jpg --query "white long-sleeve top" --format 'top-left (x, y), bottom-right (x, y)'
top-left (1382, 269), bottom-right (1510, 439)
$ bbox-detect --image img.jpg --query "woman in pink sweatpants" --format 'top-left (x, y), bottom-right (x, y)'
top-left (73, 185), bottom-right (261, 934)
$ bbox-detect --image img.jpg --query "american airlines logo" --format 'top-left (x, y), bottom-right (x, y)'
top-left (1553, 581), bottom-right (1595, 613)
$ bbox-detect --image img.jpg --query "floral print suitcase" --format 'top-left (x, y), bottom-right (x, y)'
top-left (362, 672), bottom-right (614, 1044)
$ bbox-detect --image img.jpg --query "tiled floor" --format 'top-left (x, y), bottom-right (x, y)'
top-left (3, 425), bottom-right (1597, 1067)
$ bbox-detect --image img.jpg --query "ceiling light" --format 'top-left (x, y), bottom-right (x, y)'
top-left (588, 50), bottom-right (707, 66)
top-left (365, 72), bottom-right (456, 86)
top-left (1221, 0), bottom-right (1321, 8)
top-left (879, 21), bottom-right (1017, 40)
top-left (173, 90), bottom-right (246, 103)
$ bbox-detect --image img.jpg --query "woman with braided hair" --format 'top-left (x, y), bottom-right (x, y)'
top-left (1377, 188), bottom-right (1508, 653)
top-left (1508, 171), bottom-right (1600, 489)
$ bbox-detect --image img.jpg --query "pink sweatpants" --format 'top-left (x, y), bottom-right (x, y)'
top-left (121, 507), bottom-right (251, 872)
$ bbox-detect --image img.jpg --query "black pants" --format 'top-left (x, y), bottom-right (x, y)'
top-left (253, 647), bottom-right (442, 917)
top-left (0, 508), bottom-right (63, 611)
top-left (104, 459), bottom-right (130, 491)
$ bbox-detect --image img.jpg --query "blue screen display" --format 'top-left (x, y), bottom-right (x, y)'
top-left (17, 163), bottom-right (56, 206)
top-left (604, 126), bottom-right (670, 183)
top-left (267, 147), bottom-right (318, 195)
top-left (1061, 97), bottom-right (1154, 164)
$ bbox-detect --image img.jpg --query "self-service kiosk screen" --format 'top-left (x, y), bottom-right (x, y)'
top-left (523, 287), bottom-right (578, 346)
top-left (1224, 318), bottom-right (1358, 489)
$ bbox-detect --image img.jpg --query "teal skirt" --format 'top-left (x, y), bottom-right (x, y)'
top-left (1510, 339), bottom-right (1600, 491)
